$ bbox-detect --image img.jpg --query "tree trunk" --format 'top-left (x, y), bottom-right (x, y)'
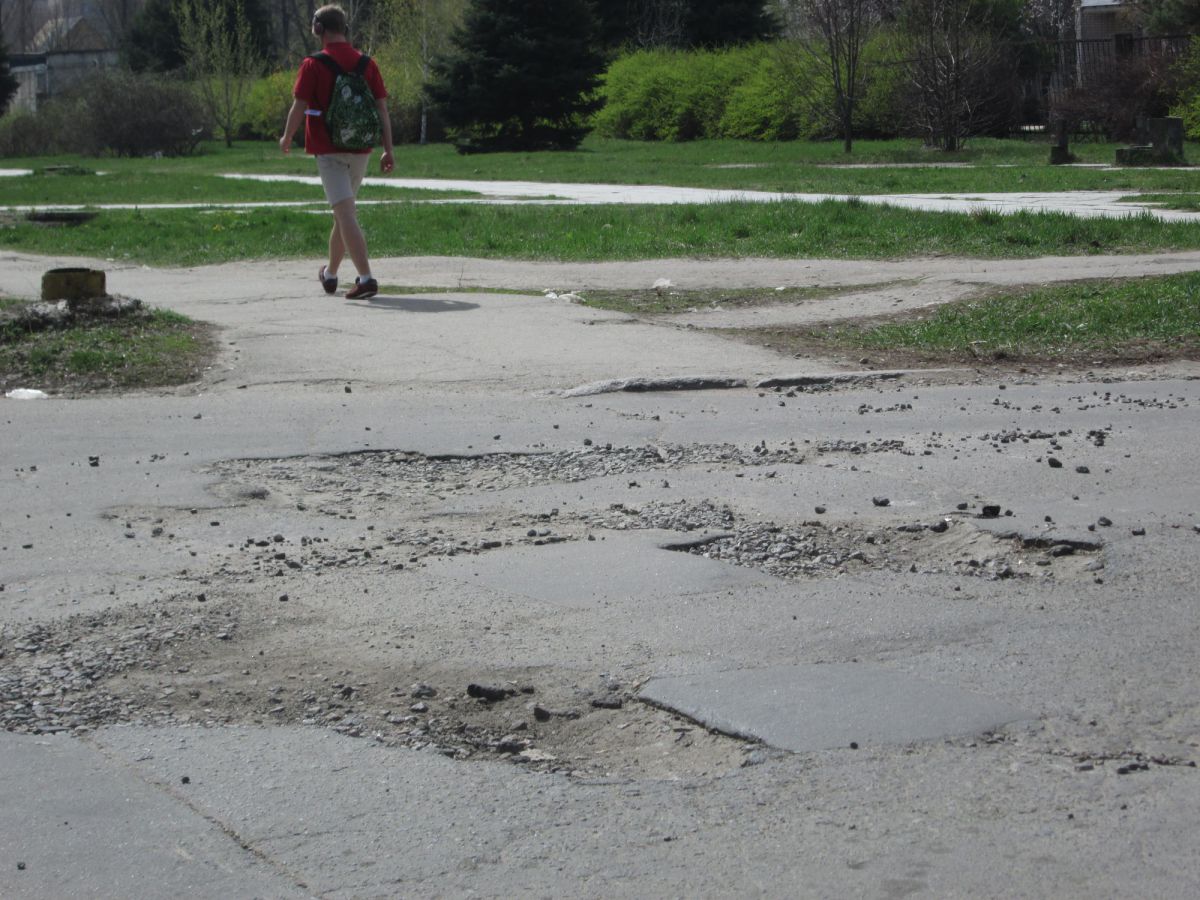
top-left (42, 267), bottom-right (106, 303)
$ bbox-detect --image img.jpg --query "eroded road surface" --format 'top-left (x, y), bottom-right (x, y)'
top-left (2, 251), bottom-right (1199, 898)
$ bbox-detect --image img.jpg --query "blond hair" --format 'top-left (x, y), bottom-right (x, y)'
top-left (313, 5), bottom-right (348, 36)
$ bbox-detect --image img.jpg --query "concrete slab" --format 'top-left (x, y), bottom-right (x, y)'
top-left (84, 725), bottom-right (1200, 899)
top-left (640, 664), bottom-right (1032, 751)
top-left (213, 175), bottom-right (1200, 223)
top-left (425, 532), bottom-right (779, 606)
top-left (0, 732), bottom-right (306, 899)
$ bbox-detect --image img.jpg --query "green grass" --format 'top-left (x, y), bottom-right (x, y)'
top-left (3, 137), bottom-right (1199, 196)
top-left (2, 200), bottom-right (1197, 267)
top-left (820, 273), bottom-right (1200, 360)
top-left (575, 283), bottom-right (901, 315)
top-left (0, 168), bottom-right (475, 205)
top-left (1120, 193), bottom-right (1200, 212)
top-left (0, 306), bottom-right (216, 392)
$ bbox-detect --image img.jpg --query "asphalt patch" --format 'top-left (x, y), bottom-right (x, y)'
top-left (640, 663), bottom-right (1032, 752)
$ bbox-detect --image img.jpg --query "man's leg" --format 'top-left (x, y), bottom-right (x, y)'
top-left (327, 219), bottom-right (346, 277)
top-left (330, 198), bottom-right (370, 277)
top-left (317, 154), bottom-right (372, 280)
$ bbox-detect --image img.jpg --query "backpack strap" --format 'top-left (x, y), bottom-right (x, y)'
top-left (312, 52), bottom-right (370, 78)
top-left (310, 51), bottom-right (344, 76)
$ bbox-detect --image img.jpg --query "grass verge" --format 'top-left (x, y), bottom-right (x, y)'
top-left (738, 273), bottom-right (1200, 368)
top-left (4, 138), bottom-right (1199, 195)
top-left (576, 283), bottom-right (899, 315)
top-left (1120, 193), bottom-right (1200, 212)
top-left (0, 169), bottom-right (476, 205)
top-left (1, 305), bottom-right (217, 393)
top-left (2, 201), bottom-right (1198, 266)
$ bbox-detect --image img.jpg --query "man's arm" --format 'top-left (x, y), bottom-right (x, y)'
top-left (376, 98), bottom-right (394, 173)
top-left (279, 98), bottom-right (307, 154)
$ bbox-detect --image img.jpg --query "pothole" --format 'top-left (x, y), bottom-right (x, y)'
top-left (5, 440), bottom-right (1104, 778)
top-left (0, 600), bottom-right (754, 780)
top-left (209, 442), bottom-right (809, 513)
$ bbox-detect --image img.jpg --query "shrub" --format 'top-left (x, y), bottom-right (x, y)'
top-left (240, 70), bottom-right (295, 140)
top-left (0, 99), bottom-right (88, 156)
top-left (597, 40), bottom-right (907, 143)
top-left (719, 49), bottom-right (817, 140)
top-left (1052, 53), bottom-right (1181, 141)
top-left (71, 70), bottom-right (207, 156)
top-left (1171, 40), bottom-right (1200, 140)
top-left (598, 45), bottom-right (784, 141)
top-left (595, 50), bottom-right (688, 140)
top-left (855, 31), bottom-right (908, 139)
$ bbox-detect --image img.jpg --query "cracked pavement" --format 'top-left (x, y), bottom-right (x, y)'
top-left (2, 249), bottom-right (1199, 898)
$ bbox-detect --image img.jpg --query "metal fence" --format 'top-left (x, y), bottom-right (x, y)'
top-left (1045, 34), bottom-right (1192, 102)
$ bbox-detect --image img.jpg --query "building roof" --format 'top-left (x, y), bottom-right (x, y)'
top-left (29, 16), bottom-right (110, 54)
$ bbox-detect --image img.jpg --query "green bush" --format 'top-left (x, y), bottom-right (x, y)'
top-left (0, 99), bottom-right (88, 156)
top-left (597, 45), bottom-right (789, 141)
top-left (240, 70), bottom-right (295, 140)
top-left (855, 31), bottom-right (908, 139)
top-left (6, 70), bottom-right (211, 157)
top-left (1171, 41), bottom-right (1200, 140)
top-left (73, 70), bottom-right (206, 156)
top-left (597, 40), bottom-right (906, 143)
top-left (719, 50), bottom-right (816, 140)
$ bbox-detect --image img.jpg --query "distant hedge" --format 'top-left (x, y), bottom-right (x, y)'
top-left (0, 70), bottom-right (205, 157)
top-left (595, 40), bottom-right (906, 142)
top-left (1172, 41), bottom-right (1200, 140)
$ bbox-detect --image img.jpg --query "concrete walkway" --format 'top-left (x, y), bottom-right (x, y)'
top-left (227, 174), bottom-right (1200, 222)
top-left (5, 172), bottom-right (1198, 221)
top-left (3, 246), bottom-right (1200, 897)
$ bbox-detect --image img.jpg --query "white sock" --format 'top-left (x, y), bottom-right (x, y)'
top-left (323, 266), bottom-right (337, 279)
top-left (357, 273), bottom-right (374, 283)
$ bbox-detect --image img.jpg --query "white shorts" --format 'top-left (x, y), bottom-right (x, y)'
top-left (317, 153), bottom-right (370, 206)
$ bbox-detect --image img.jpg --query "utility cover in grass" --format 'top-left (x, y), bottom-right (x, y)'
top-left (640, 664), bottom-right (1031, 752)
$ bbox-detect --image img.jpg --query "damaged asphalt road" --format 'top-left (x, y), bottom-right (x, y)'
top-left (1, 252), bottom-right (1199, 897)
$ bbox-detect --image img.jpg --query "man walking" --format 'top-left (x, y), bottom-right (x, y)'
top-left (280, 4), bottom-right (394, 300)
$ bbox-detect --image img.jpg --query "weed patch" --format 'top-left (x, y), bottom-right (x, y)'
top-left (739, 273), bottom-right (1200, 368)
top-left (1, 305), bottom-right (217, 393)
top-left (2, 202), bottom-right (1197, 266)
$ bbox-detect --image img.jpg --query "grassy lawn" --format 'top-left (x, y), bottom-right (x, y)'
top-left (0, 305), bottom-right (216, 393)
top-left (1, 139), bottom-right (1196, 265)
top-left (1121, 193), bottom-right (1200, 212)
top-left (0, 167), bottom-right (475, 205)
top-left (2, 137), bottom-right (1198, 198)
top-left (741, 272), bottom-right (1200, 367)
top-left (2, 199), bottom-right (1197, 266)
top-left (567, 283), bottom-right (907, 314)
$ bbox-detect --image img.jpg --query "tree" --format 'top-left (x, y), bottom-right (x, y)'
top-left (900, 0), bottom-right (1017, 150)
top-left (175, 0), bottom-right (263, 146)
top-left (124, 0), bottom-right (183, 71)
top-left (375, 0), bottom-right (466, 143)
top-left (1, 1), bottom-right (37, 54)
top-left (686, 0), bottom-right (776, 47)
top-left (773, 0), bottom-right (882, 153)
top-left (594, 1), bottom-right (689, 49)
top-left (0, 41), bottom-right (19, 117)
top-left (595, 0), bottom-right (774, 51)
top-left (427, 0), bottom-right (605, 152)
top-left (125, 0), bottom-right (272, 72)
top-left (93, 0), bottom-right (150, 47)
top-left (1021, 0), bottom-right (1075, 42)
top-left (1132, 0), bottom-right (1200, 35)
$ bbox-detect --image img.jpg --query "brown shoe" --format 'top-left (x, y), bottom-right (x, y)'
top-left (318, 266), bottom-right (338, 295)
top-left (345, 277), bottom-right (378, 300)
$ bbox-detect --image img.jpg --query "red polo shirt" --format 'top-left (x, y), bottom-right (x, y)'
top-left (293, 41), bottom-right (387, 155)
